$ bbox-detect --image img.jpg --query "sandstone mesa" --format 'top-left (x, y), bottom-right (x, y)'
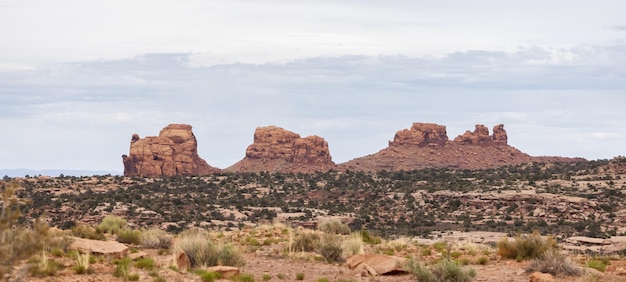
top-left (122, 124), bottom-right (220, 177)
top-left (122, 122), bottom-right (585, 176)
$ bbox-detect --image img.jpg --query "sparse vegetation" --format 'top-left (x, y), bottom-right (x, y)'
top-left (405, 257), bottom-right (476, 282)
top-left (526, 250), bottom-right (583, 276)
top-left (174, 230), bottom-right (244, 268)
top-left (141, 228), bottom-right (173, 249)
top-left (497, 232), bottom-right (556, 260)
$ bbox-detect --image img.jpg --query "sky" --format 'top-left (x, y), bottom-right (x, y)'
top-left (1, 1), bottom-right (625, 174)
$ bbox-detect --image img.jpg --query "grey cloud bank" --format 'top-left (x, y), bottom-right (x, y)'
top-left (1, 1), bottom-right (625, 173)
top-left (1, 46), bottom-right (625, 172)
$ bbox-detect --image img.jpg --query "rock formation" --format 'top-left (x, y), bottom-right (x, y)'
top-left (122, 124), bottom-right (220, 177)
top-left (226, 126), bottom-right (336, 173)
top-left (389, 122), bottom-right (448, 147)
top-left (339, 122), bottom-right (583, 171)
top-left (453, 124), bottom-right (507, 146)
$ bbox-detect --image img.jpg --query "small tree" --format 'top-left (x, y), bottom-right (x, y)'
top-left (1, 181), bottom-right (49, 278)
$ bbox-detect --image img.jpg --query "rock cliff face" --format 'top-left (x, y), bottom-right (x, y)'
top-left (339, 122), bottom-right (583, 171)
top-left (122, 124), bottom-right (220, 177)
top-left (226, 126), bottom-right (336, 173)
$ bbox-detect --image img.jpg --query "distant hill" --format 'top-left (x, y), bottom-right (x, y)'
top-left (0, 169), bottom-right (121, 178)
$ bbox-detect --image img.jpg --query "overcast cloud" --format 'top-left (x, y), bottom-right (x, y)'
top-left (1, 1), bottom-right (625, 174)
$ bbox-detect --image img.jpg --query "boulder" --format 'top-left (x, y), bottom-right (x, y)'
top-left (205, 266), bottom-right (240, 278)
top-left (529, 271), bottom-right (554, 282)
top-left (226, 126), bottom-right (336, 173)
top-left (346, 254), bottom-right (407, 276)
top-left (122, 124), bottom-right (220, 177)
top-left (70, 237), bottom-right (128, 259)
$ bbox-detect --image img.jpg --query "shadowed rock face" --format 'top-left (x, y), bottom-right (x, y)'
top-left (339, 122), bottom-right (584, 171)
top-left (226, 126), bottom-right (336, 173)
top-left (122, 124), bottom-right (220, 177)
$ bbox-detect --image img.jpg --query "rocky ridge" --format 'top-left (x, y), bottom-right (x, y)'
top-left (340, 122), bottom-right (584, 171)
top-left (122, 124), bottom-right (220, 177)
top-left (225, 126), bottom-right (336, 173)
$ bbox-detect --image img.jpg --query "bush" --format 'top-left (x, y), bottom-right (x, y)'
top-left (405, 257), bottom-right (475, 282)
top-left (430, 259), bottom-right (476, 282)
top-left (476, 256), bottom-right (489, 265)
top-left (232, 273), bottom-right (255, 282)
top-left (318, 219), bottom-right (351, 235)
top-left (71, 224), bottom-right (106, 240)
top-left (197, 270), bottom-right (222, 282)
top-left (262, 273), bottom-right (272, 280)
top-left (341, 233), bottom-right (364, 258)
top-left (97, 215), bottom-right (127, 234)
top-left (359, 229), bottom-right (382, 245)
top-left (117, 229), bottom-right (142, 244)
top-left (316, 234), bottom-right (344, 263)
top-left (295, 272), bottom-right (305, 280)
top-left (28, 251), bottom-right (62, 277)
top-left (134, 257), bottom-right (155, 271)
top-left (174, 231), bottom-right (244, 268)
top-left (141, 228), bottom-right (173, 249)
top-left (73, 252), bottom-right (92, 274)
top-left (497, 232), bottom-right (556, 260)
top-left (526, 250), bottom-right (583, 276)
top-left (316, 278), bottom-right (330, 282)
top-left (114, 258), bottom-right (133, 279)
top-left (587, 259), bottom-right (608, 272)
top-left (290, 232), bottom-right (320, 252)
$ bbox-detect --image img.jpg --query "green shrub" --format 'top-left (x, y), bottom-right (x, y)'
top-left (114, 257), bottom-right (134, 279)
top-left (497, 232), bottom-right (556, 260)
top-left (430, 259), bottom-right (476, 282)
top-left (198, 270), bottom-right (222, 282)
top-left (526, 250), bottom-right (583, 276)
top-left (174, 231), bottom-right (244, 268)
top-left (290, 232), bottom-right (320, 252)
top-left (295, 272), bottom-right (305, 280)
top-left (117, 229), bottom-right (142, 244)
top-left (421, 248), bottom-right (432, 256)
top-left (316, 234), bottom-right (344, 263)
top-left (450, 251), bottom-right (463, 259)
top-left (232, 273), bottom-right (255, 282)
top-left (98, 215), bottom-right (127, 234)
top-left (342, 233), bottom-right (364, 258)
top-left (276, 273), bottom-right (286, 279)
top-left (316, 278), bottom-right (330, 282)
top-left (262, 273), bottom-right (271, 280)
top-left (405, 257), bottom-right (475, 282)
top-left (73, 251), bottom-right (92, 274)
top-left (318, 219), bottom-right (351, 235)
top-left (587, 259), bottom-right (607, 272)
top-left (433, 242), bottom-right (447, 252)
top-left (134, 257), bottom-right (156, 271)
top-left (71, 224), bottom-right (106, 240)
top-left (404, 258), bottom-right (435, 282)
top-left (476, 256), bottom-right (489, 265)
top-left (359, 229), bottom-right (382, 245)
top-left (28, 251), bottom-right (62, 277)
top-left (141, 228), bottom-right (173, 249)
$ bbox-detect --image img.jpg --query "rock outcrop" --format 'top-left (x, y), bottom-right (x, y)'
top-left (340, 122), bottom-right (583, 171)
top-left (389, 122), bottom-right (448, 147)
top-left (226, 126), bottom-right (336, 173)
top-left (122, 124), bottom-right (220, 177)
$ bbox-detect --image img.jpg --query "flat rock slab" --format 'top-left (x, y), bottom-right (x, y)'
top-left (346, 254), bottom-right (407, 276)
top-left (70, 237), bottom-right (129, 258)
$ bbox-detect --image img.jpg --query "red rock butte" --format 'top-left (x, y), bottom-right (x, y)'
top-left (339, 122), bottom-right (584, 171)
top-left (122, 124), bottom-right (220, 177)
top-left (225, 126), bottom-right (337, 173)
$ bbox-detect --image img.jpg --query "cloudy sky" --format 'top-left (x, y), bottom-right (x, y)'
top-left (1, 1), bottom-right (625, 174)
